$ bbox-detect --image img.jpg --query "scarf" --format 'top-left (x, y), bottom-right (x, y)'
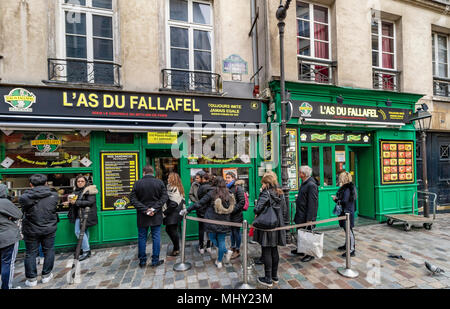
top-left (226, 180), bottom-right (235, 189)
top-left (168, 185), bottom-right (184, 209)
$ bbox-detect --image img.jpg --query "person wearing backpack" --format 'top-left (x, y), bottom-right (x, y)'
top-left (253, 172), bottom-right (287, 288)
top-left (182, 176), bottom-right (236, 268)
top-left (163, 172), bottom-right (185, 257)
top-left (225, 172), bottom-right (247, 260)
top-left (333, 171), bottom-right (357, 257)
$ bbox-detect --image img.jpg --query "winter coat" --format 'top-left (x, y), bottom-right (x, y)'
top-left (0, 198), bottom-right (23, 249)
top-left (163, 186), bottom-right (185, 226)
top-left (19, 186), bottom-right (59, 238)
top-left (253, 189), bottom-right (287, 247)
top-left (68, 185), bottom-right (98, 228)
top-left (130, 175), bottom-right (168, 228)
top-left (335, 182), bottom-right (356, 228)
top-left (194, 182), bottom-right (212, 218)
top-left (188, 189), bottom-right (236, 234)
top-left (189, 182), bottom-right (200, 203)
top-left (229, 180), bottom-right (246, 223)
top-left (294, 177), bottom-right (319, 225)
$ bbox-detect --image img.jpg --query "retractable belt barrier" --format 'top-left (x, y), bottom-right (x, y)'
top-left (173, 212), bottom-right (359, 289)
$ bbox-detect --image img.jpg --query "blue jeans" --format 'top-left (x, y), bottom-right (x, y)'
top-left (208, 233), bottom-right (227, 262)
top-left (75, 218), bottom-right (90, 252)
top-left (230, 227), bottom-right (241, 250)
top-left (1, 242), bottom-right (19, 289)
top-left (138, 226), bottom-right (161, 265)
top-left (24, 234), bottom-right (55, 279)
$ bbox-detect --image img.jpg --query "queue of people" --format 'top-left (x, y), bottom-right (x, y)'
top-left (0, 165), bottom-right (357, 289)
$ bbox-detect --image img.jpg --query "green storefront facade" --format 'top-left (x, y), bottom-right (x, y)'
top-left (0, 84), bottom-right (266, 250)
top-left (269, 81), bottom-right (423, 226)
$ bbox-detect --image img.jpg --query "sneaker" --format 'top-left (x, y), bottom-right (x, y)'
top-left (25, 279), bottom-right (37, 287)
top-left (257, 276), bottom-right (273, 287)
top-left (337, 245), bottom-right (346, 251)
top-left (215, 260), bottom-right (223, 269)
top-left (249, 240), bottom-right (258, 245)
top-left (224, 250), bottom-right (233, 263)
top-left (41, 273), bottom-right (53, 284)
top-left (272, 277), bottom-right (279, 284)
top-left (151, 260), bottom-right (165, 267)
top-left (79, 250), bottom-right (91, 262)
top-left (198, 247), bottom-right (205, 255)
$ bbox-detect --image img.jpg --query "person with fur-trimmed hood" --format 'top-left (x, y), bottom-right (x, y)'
top-left (333, 171), bottom-right (357, 257)
top-left (66, 175), bottom-right (98, 261)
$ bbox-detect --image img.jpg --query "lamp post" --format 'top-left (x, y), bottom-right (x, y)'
top-left (276, 0), bottom-right (292, 215)
top-left (409, 104), bottom-right (432, 217)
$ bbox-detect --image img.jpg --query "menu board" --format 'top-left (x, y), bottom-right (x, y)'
top-left (380, 141), bottom-right (414, 185)
top-left (286, 128), bottom-right (299, 191)
top-left (101, 152), bottom-right (139, 211)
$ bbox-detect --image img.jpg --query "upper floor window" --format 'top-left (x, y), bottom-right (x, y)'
top-left (50, 0), bottom-right (120, 86)
top-left (296, 1), bottom-right (333, 84)
top-left (164, 0), bottom-right (220, 93)
top-left (432, 32), bottom-right (450, 97)
top-left (372, 18), bottom-right (399, 91)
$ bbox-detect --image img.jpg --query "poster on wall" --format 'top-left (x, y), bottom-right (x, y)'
top-left (380, 141), bottom-right (414, 185)
top-left (286, 128), bottom-right (299, 191)
top-left (101, 152), bottom-right (139, 211)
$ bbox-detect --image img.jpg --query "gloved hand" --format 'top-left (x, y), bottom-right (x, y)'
top-left (179, 209), bottom-right (188, 216)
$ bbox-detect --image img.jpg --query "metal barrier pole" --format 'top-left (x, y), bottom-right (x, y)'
top-left (235, 220), bottom-right (254, 289)
top-left (173, 214), bottom-right (192, 272)
top-left (337, 213), bottom-right (359, 278)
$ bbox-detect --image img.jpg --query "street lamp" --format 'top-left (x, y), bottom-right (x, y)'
top-left (408, 103), bottom-right (432, 217)
top-left (276, 0), bottom-right (292, 223)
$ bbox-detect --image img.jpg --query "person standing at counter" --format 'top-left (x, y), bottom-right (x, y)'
top-left (19, 174), bottom-right (59, 287)
top-left (291, 166), bottom-right (319, 263)
top-left (130, 166), bottom-right (168, 268)
top-left (0, 184), bottom-right (23, 290)
top-left (65, 175), bottom-right (98, 261)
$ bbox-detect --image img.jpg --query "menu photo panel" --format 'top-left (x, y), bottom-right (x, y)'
top-left (380, 141), bottom-right (414, 185)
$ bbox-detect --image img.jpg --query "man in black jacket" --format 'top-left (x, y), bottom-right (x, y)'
top-left (194, 172), bottom-right (212, 254)
top-left (292, 166), bottom-right (319, 263)
top-left (19, 174), bottom-right (59, 287)
top-left (130, 166), bottom-right (168, 268)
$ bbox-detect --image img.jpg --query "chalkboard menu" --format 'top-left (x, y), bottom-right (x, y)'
top-left (380, 141), bottom-right (414, 185)
top-left (101, 152), bottom-right (139, 211)
top-left (286, 128), bottom-right (299, 191)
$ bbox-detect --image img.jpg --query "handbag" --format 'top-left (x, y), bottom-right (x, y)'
top-left (297, 228), bottom-right (324, 258)
top-left (332, 201), bottom-right (342, 216)
top-left (252, 195), bottom-right (278, 230)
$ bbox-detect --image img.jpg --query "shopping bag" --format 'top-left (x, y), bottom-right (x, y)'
top-left (297, 229), bottom-right (324, 259)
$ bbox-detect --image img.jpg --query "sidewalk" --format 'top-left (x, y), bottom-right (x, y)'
top-left (11, 214), bottom-right (450, 289)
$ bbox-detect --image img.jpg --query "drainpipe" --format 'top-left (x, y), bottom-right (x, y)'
top-left (251, 0), bottom-right (260, 97)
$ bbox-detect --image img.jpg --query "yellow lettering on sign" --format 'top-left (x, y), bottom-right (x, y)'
top-left (63, 92), bottom-right (73, 107)
top-left (130, 96), bottom-right (139, 109)
top-left (89, 93), bottom-right (99, 108)
top-left (159, 99), bottom-right (168, 111)
top-left (148, 98), bottom-right (156, 110)
top-left (138, 97), bottom-right (148, 110)
top-left (104, 95), bottom-right (114, 108)
top-left (77, 93), bottom-right (89, 108)
top-left (177, 99), bottom-right (185, 111)
top-left (116, 95), bottom-right (125, 109)
top-left (192, 99), bottom-right (200, 112)
top-left (167, 98), bottom-right (175, 111)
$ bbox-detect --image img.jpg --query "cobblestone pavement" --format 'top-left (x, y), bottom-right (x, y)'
top-left (10, 214), bottom-right (450, 289)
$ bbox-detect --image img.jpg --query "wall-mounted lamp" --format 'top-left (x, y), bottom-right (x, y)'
top-left (336, 95), bottom-right (344, 104)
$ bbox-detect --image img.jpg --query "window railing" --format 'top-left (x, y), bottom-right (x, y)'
top-left (372, 68), bottom-right (400, 91)
top-left (47, 58), bottom-right (121, 87)
top-left (298, 57), bottom-right (337, 85)
top-left (433, 76), bottom-right (450, 97)
top-left (161, 69), bottom-right (222, 94)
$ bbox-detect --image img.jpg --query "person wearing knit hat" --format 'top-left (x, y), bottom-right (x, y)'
top-left (0, 183), bottom-right (23, 289)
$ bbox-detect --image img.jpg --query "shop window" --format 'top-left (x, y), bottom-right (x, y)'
top-left (335, 145), bottom-right (346, 178)
top-left (189, 167), bottom-right (250, 194)
top-left (433, 32), bottom-right (450, 97)
top-left (323, 146), bottom-right (333, 186)
top-left (440, 144), bottom-right (449, 160)
top-left (1, 173), bottom-right (93, 213)
top-left (1, 132), bottom-right (90, 169)
top-left (300, 146), bottom-right (308, 166)
top-left (187, 132), bottom-right (251, 165)
top-left (105, 132), bottom-right (134, 144)
top-left (311, 146), bottom-right (320, 185)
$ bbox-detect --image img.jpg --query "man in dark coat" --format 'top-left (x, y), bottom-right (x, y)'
top-left (292, 166), bottom-right (318, 263)
top-left (194, 172), bottom-right (213, 254)
top-left (130, 166), bottom-right (168, 268)
top-left (0, 184), bottom-right (23, 289)
top-left (19, 174), bottom-right (59, 287)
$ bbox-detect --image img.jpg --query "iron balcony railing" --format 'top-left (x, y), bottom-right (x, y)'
top-left (433, 76), bottom-right (450, 97)
top-left (48, 58), bottom-right (121, 87)
top-left (298, 57), bottom-right (337, 85)
top-left (372, 68), bottom-right (400, 91)
top-left (161, 69), bottom-right (222, 94)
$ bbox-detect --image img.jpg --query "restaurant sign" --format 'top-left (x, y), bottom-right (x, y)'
top-left (292, 101), bottom-right (412, 124)
top-left (0, 85), bottom-right (262, 123)
top-left (300, 131), bottom-right (371, 144)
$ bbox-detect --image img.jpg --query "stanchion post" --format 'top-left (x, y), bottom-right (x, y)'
top-left (173, 214), bottom-right (192, 272)
top-left (337, 213), bottom-right (359, 278)
top-left (235, 220), bottom-right (254, 289)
